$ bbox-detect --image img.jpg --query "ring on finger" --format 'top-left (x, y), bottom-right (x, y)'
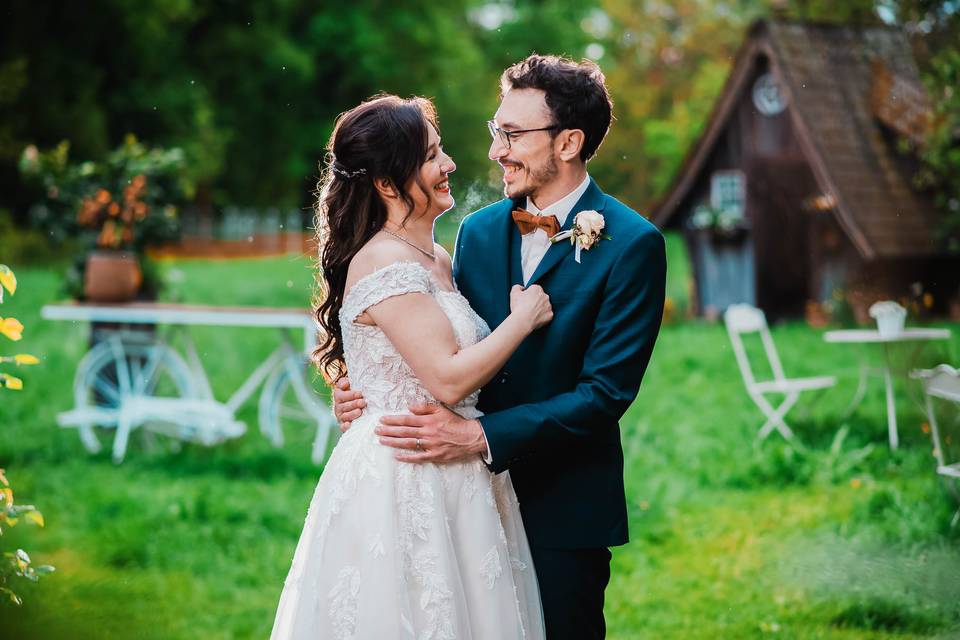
top-left (416, 438), bottom-right (423, 451)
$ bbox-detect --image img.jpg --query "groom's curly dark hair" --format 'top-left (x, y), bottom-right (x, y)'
top-left (500, 54), bottom-right (613, 162)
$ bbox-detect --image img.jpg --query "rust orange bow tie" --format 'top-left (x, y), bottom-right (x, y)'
top-left (512, 208), bottom-right (561, 237)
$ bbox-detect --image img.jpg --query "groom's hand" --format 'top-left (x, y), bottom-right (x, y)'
top-left (377, 404), bottom-right (486, 463)
top-left (332, 377), bottom-right (366, 433)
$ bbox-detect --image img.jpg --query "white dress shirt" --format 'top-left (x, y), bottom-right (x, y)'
top-left (519, 173), bottom-right (592, 284)
top-left (479, 173), bottom-right (592, 463)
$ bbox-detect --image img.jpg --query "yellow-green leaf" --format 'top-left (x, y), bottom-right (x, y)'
top-left (0, 265), bottom-right (15, 296)
top-left (0, 487), bottom-right (12, 507)
top-left (24, 510), bottom-right (44, 527)
top-left (0, 469), bottom-right (7, 487)
top-left (0, 317), bottom-right (24, 341)
top-left (13, 354), bottom-right (38, 365)
top-left (1, 587), bottom-right (23, 606)
top-left (2, 374), bottom-right (23, 390)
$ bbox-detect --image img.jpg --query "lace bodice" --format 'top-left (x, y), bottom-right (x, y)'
top-left (338, 261), bottom-right (491, 416)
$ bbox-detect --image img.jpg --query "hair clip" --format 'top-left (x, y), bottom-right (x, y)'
top-left (331, 163), bottom-right (368, 179)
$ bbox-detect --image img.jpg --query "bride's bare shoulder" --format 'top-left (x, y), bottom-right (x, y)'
top-left (345, 236), bottom-right (422, 289)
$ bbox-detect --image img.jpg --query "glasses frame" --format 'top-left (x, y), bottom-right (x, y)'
top-left (487, 120), bottom-right (560, 149)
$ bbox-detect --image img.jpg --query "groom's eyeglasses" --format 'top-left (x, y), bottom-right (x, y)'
top-left (487, 120), bottom-right (560, 150)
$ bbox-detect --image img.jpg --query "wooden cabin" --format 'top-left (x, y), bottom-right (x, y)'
top-left (653, 19), bottom-right (960, 322)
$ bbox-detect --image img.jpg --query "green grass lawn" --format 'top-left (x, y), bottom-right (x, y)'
top-left (2, 242), bottom-right (960, 639)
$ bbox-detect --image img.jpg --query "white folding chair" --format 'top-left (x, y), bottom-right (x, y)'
top-left (911, 364), bottom-right (960, 527)
top-left (724, 304), bottom-right (837, 440)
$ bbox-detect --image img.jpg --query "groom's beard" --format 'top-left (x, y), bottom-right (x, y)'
top-left (508, 155), bottom-right (559, 201)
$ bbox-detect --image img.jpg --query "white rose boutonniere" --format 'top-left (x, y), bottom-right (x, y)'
top-left (550, 210), bottom-right (610, 263)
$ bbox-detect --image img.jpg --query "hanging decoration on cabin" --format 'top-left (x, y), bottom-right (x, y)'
top-left (752, 73), bottom-right (787, 116)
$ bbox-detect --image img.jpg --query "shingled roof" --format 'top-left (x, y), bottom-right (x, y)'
top-left (653, 19), bottom-right (942, 259)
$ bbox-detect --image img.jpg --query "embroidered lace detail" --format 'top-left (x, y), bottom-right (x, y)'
top-left (339, 261), bottom-right (489, 415)
top-left (480, 546), bottom-right (503, 589)
top-left (339, 261), bottom-right (434, 324)
top-left (328, 566), bottom-right (361, 640)
top-left (412, 552), bottom-right (456, 640)
top-left (316, 425), bottom-right (382, 541)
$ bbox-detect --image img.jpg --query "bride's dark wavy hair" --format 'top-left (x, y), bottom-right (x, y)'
top-left (313, 94), bottom-right (438, 383)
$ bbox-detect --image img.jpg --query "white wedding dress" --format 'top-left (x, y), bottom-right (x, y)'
top-left (271, 261), bottom-right (544, 640)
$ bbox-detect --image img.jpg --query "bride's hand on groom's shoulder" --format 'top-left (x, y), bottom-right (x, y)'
top-left (332, 377), bottom-right (366, 432)
top-left (510, 284), bottom-right (553, 331)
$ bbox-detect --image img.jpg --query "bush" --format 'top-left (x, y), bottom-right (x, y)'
top-left (0, 210), bottom-right (69, 266)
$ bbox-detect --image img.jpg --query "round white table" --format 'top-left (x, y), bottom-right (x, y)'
top-left (823, 328), bottom-right (952, 449)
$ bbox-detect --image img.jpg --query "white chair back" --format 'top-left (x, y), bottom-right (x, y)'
top-left (724, 304), bottom-right (786, 392)
top-left (916, 365), bottom-right (960, 470)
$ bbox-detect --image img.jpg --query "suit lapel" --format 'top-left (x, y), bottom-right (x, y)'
top-left (526, 178), bottom-right (607, 287)
top-left (509, 216), bottom-right (524, 286)
top-left (480, 200), bottom-right (521, 324)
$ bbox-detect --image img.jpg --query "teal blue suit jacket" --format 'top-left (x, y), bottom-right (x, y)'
top-left (452, 178), bottom-right (666, 549)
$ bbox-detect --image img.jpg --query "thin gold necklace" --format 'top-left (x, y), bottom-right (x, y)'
top-left (381, 228), bottom-right (436, 260)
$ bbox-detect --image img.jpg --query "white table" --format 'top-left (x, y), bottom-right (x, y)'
top-left (824, 328), bottom-right (952, 449)
top-left (42, 302), bottom-right (336, 463)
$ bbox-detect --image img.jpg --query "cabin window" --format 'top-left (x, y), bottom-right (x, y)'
top-left (710, 171), bottom-right (745, 219)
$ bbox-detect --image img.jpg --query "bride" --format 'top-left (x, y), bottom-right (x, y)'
top-left (270, 94), bottom-right (549, 640)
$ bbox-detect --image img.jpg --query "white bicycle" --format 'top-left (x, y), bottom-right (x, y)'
top-left (42, 302), bottom-right (337, 464)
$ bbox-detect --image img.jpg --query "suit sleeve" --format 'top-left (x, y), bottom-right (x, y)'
top-left (479, 228), bottom-right (666, 474)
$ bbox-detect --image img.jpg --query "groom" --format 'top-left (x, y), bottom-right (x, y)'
top-left (334, 54), bottom-right (665, 639)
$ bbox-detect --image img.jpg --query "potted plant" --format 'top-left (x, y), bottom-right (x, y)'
top-left (19, 135), bottom-right (191, 301)
top-left (77, 177), bottom-right (148, 302)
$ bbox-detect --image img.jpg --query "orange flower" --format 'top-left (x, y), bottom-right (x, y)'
top-left (124, 175), bottom-right (147, 203)
top-left (107, 201), bottom-right (120, 217)
top-left (77, 197), bottom-right (105, 226)
top-left (94, 188), bottom-right (111, 204)
top-left (98, 220), bottom-right (118, 248)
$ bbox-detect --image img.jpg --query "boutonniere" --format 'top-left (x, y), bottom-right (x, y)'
top-left (549, 210), bottom-right (610, 263)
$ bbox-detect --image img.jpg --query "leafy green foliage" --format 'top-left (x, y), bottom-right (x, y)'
top-left (0, 263), bottom-right (52, 606)
top-left (18, 136), bottom-right (191, 251)
top-left (916, 47), bottom-right (960, 252)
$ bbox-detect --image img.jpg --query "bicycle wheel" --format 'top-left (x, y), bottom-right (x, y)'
top-left (258, 355), bottom-right (336, 463)
top-left (62, 332), bottom-right (197, 454)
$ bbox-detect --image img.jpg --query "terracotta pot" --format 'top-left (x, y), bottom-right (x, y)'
top-left (83, 251), bottom-right (142, 302)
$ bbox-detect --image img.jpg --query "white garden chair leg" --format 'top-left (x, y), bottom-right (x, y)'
top-left (755, 391), bottom-right (799, 440)
top-left (882, 346), bottom-right (899, 449)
